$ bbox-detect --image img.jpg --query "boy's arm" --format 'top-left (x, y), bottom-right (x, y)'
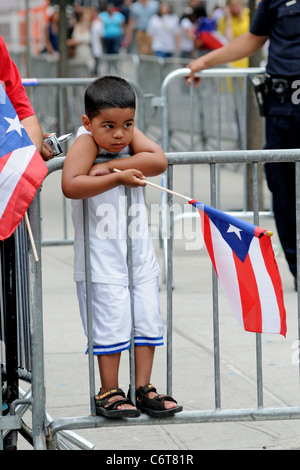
top-left (90, 128), bottom-right (168, 177)
top-left (62, 133), bottom-right (145, 200)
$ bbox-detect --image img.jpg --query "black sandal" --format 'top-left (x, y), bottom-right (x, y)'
top-left (135, 383), bottom-right (183, 417)
top-left (94, 388), bottom-right (141, 418)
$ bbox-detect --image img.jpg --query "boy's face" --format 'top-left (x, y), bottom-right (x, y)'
top-left (82, 107), bottom-right (135, 153)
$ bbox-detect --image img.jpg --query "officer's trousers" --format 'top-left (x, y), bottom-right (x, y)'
top-left (264, 96), bottom-right (300, 281)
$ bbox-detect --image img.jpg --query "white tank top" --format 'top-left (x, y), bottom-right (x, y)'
top-left (71, 126), bottom-right (160, 286)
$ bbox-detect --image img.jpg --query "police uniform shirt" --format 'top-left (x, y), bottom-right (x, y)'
top-left (250, 0), bottom-right (300, 77)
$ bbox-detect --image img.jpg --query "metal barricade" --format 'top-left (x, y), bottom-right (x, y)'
top-left (1, 147), bottom-right (298, 450)
top-left (160, 66), bottom-right (266, 187)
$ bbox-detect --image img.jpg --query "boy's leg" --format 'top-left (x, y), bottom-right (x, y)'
top-left (97, 353), bottom-right (137, 411)
top-left (97, 352), bottom-right (121, 391)
top-left (135, 345), bottom-right (177, 411)
top-left (135, 345), bottom-right (155, 389)
top-left (133, 278), bottom-right (178, 411)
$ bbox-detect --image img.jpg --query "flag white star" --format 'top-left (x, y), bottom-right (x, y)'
top-left (4, 115), bottom-right (23, 136)
top-left (227, 224), bottom-right (242, 240)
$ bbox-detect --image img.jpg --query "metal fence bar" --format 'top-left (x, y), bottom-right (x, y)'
top-left (27, 192), bottom-right (47, 450)
top-left (83, 199), bottom-right (96, 416)
top-left (126, 188), bottom-right (137, 405)
top-left (210, 162), bottom-right (221, 410)
top-left (296, 160), bottom-right (300, 383)
top-left (47, 405), bottom-right (300, 435)
top-left (166, 165), bottom-right (174, 396)
top-left (252, 162), bottom-right (264, 408)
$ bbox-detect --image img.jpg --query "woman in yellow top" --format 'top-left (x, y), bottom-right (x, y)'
top-left (218, 0), bottom-right (250, 67)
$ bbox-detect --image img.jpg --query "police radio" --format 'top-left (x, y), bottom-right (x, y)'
top-left (248, 75), bottom-right (267, 117)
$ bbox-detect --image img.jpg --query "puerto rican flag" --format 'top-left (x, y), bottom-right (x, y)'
top-left (196, 17), bottom-right (228, 50)
top-left (190, 200), bottom-right (287, 336)
top-left (198, 30), bottom-right (227, 50)
top-left (0, 85), bottom-right (47, 240)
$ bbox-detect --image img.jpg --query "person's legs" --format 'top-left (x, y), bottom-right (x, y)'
top-left (265, 161), bottom-right (296, 278)
top-left (264, 111), bottom-right (299, 282)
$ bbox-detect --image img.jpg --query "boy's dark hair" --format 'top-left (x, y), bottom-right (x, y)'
top-left (84, 76), bottom-right (136, 120)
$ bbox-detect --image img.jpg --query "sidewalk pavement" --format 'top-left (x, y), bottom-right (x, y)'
top-left (18, 162), bottom-right (300, 450)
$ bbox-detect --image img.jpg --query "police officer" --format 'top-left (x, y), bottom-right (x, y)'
top-left (186, 0), bottom-right (300, 289)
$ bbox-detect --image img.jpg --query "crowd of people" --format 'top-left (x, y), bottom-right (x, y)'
top-left (42, 0), bottom-right (251, 75)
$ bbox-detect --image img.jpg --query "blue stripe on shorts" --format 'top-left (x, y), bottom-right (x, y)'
top-left (86, 340), bottom-right (131, 355)
top-left (86, 336), bottom-right (164, 355)
top-left (134, 336), bottom-right (164, 347)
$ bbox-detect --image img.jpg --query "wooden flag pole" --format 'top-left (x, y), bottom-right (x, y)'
top-left (113, 168), bottom-right (273, 237)
top-left (25, 212), bottom-right (39, 262)
top-left (113, 168), bottom-right (192, 202)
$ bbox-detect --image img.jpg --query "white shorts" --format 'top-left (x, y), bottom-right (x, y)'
top-left (76, 277), bottom-right (164, 355)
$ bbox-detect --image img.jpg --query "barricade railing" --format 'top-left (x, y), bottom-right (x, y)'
top-left (2, 148), bottom-right (299, 450)
top-left (160, 66), bottom-right (266, 151)
top-left (20, 55), bottom-right (253, 149)
top-left (160, 66), bottom-right (266, 194)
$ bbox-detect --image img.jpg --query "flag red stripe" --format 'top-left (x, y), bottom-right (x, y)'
top-left (0, 152), bottom-right (11, 171)
top-left (199, 31), bottom-right (224, 50)
top-left (259, 235), bottom-right (287, 336)
top-left (0, 150), bottom-right (47, 240)
top-left (232, 251), bottom-right (263, 333)
top-left (200, 210), bottom-right (218, 274)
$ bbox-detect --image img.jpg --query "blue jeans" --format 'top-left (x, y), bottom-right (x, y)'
top-left (103, 37), bottom-right (121, 54)
top-left (154, 51), bottom-right (173, 58)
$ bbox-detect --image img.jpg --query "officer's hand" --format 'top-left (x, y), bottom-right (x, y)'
top-left (185, 60), bottom-right (204, 87)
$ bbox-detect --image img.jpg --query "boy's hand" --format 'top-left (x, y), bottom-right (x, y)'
top-left (89, 162), bottom-right (111, 176)
top-left (116, 169), bottom-right (146, 188)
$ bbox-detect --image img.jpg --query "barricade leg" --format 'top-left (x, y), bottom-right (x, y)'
top-left (28, 195), bottom-right (47, 450)
top-left (1, 235), bottom-right (19, 450)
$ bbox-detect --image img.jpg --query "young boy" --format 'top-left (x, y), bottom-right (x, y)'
top-left (62, 76), bottom-right (182, 418)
